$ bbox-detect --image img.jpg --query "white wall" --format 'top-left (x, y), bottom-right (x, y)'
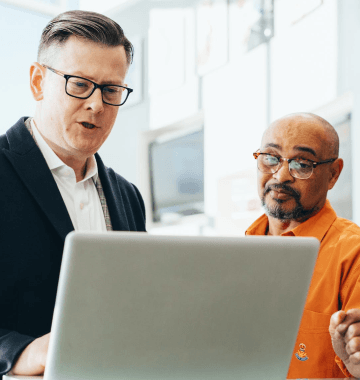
top-left (337, 0), bottom-right (360, 224)
top-left (202, 45), bottom-right (268, 218)
top-left (79, 0), bottom-right (131, 14)
top-left (270, 0), bottom-right (337, 120)
top-left (99, 0), bottom-right (151, 186)
top-left (0, 3), bottom-right (51, 131)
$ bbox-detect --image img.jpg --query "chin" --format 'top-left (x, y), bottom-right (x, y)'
top-left (262, 198), bottom-right (318, 222)
top-left (71, 143), bottom-right (98, 157)
top-left (262, 196), bottom-right (295, 218)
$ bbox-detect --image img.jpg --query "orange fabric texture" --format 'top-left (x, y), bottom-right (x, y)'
top-left (246, 200), bottom-right (360, 378)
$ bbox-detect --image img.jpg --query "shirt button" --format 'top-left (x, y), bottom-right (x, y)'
top-left (80, 203), bottom-right (84, 210)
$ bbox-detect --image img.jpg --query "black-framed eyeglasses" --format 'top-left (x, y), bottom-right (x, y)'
top-left (253, 150), bottom-right (337, 179)
top-left (42, 64), bottom-right (133, 106)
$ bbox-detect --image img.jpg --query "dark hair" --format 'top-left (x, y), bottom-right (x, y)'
top-left (38, 10), bottom-right (133, 65)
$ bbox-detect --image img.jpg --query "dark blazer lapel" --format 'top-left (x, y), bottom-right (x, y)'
top-left (3, 118), bottom-right (74, 241)
top-left (95, 153), bottom-right (130, 231)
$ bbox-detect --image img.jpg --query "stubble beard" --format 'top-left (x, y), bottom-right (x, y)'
top-left (261, 184), bottom-right (319, 223)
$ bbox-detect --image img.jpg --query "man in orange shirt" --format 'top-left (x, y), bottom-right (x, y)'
top-left (247, 112), bottom-right (360, 378)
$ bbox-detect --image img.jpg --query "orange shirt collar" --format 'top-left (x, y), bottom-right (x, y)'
top-left (246, 199), bottom-right (337, 242)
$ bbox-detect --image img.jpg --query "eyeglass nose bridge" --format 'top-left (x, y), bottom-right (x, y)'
top-left (87, 83), bottom-right (104, 101)
top-left (80, 81), bottom-right (103, 100)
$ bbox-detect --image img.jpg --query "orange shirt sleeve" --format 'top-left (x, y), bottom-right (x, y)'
top-left (335, 355), bottom-right (353, 378)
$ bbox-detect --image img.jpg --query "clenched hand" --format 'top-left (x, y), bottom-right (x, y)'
top-left (330, 309), bottom-right (360, 378)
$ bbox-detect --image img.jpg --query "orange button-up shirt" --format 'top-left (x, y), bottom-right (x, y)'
top-left (246, 200), bottom-right (360, 378)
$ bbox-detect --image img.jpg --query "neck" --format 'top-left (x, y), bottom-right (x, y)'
top-left (58, 154), bottom-right (88, 182)
top-left (267, 218), bottom-right (301, 236)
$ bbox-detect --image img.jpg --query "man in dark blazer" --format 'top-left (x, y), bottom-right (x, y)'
top-left (0, 10), bottom-right (145, 377)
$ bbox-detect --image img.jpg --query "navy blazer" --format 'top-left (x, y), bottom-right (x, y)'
top-left (0, 117), bottom-right (146, 376)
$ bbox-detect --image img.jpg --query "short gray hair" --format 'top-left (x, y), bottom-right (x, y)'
top-left (38, 10), bottom-right (133, 65)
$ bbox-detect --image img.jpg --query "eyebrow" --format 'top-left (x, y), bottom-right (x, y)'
top-left (293, 145), bottom-right (317, 157)
top-left (263, 143), bottom-right (281, 150)
top-left (263, 143), bottom-right (317, 157)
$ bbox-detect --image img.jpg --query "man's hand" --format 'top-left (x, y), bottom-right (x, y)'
top-left (10, 333), bottom-right (50, 376)
top-left (330, 309), bottom-right (360, 378)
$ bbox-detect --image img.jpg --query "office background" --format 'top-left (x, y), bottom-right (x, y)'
top-left (1, 0), bottom-right (358, 236)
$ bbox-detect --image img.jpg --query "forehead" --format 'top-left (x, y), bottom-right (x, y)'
top-left (261, 117), bottom-right (327, 157)
top-left (52, 36), bottom-right (128, 82)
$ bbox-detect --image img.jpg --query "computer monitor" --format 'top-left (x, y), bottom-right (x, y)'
top-left (149, 129), bottom-right (204, 222)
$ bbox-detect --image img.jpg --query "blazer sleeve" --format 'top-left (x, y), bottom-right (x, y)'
top-left (0, 330), bottom-right (35, 376)
top-left (131, 182), bottom-right (146, 224)
top-left (0, 129), bottom-right (35, 376)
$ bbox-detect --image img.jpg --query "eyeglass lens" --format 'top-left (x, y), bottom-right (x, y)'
top-left (257, 154), bottom-right (313, 179)
top-left (66, 77), bottom-right (128, 105)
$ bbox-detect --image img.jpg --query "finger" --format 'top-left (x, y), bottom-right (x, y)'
top-left (346, 337), bottom-right (360, 356)
top-left (337, 309), bottom-right (360, 335)
top-left (330, 310), bottom-right (347, 335)
top-left (344, 322), bottom-right (360, 344)
top-left (346, 309), bottom-right (360, 323)
top-left (332, 328), bottom-right (347, 342)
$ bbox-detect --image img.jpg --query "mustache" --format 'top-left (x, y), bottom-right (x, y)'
top-left (264, 183), bottom-right (301, 199)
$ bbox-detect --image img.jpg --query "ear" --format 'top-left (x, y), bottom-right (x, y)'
top-left (30, 63), bottom-right (46, 101)
top-left (328, 158), bottom-right (344, 190)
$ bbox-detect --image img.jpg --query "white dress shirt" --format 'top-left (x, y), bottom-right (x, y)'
top-left (31, 119), bottom-right (107, 232)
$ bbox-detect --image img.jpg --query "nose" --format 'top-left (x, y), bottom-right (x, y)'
top-left (85, 88), bottom-right (104, 114)
top-left (272, 159), bottom-right (295, 183)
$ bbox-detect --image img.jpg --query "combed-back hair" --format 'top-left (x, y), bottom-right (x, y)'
top-left (37, 10), bottom-right (133, 65)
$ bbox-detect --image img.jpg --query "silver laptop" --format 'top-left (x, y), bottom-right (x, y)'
top-left (5, 232), bottom-right (319, 380)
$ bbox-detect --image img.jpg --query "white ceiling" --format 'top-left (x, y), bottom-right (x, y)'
top-left (0, 0), bottom-right (198, 17)
top-left (0, 0), bottom-right (66, 16)
top-left (78, 0), bottom-right (134, 14)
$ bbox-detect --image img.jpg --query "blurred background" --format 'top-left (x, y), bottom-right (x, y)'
top-left (1, 0), bottom-right (358, 236)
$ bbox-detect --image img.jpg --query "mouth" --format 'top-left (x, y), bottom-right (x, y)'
top-left (270, 190), bottom-right (293, 200)
top-left (271, 189), bottom-right (292, 195)
top-left (81, 122), bottom-right (98, 129)
top-left (265, 185), bottom-right (299, 201)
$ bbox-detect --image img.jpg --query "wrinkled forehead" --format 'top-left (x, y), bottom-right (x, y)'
top-left (261, 117), bottom-right (328, 158)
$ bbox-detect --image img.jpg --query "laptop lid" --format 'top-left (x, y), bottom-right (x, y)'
top-left (36, 232), bottom-right (318, 380)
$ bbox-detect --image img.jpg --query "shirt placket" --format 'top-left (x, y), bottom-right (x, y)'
top-left (75, 179), bottom-right (91, 231)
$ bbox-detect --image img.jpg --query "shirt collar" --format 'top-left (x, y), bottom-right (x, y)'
top-left (245, 199), bottom-right (337, 242)
top-left (246, 213), bottom-right (269, 236)
top-left (83, 154), bottom-right (98, 183)
top-left (31, 118), bottom-right (98, 183)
